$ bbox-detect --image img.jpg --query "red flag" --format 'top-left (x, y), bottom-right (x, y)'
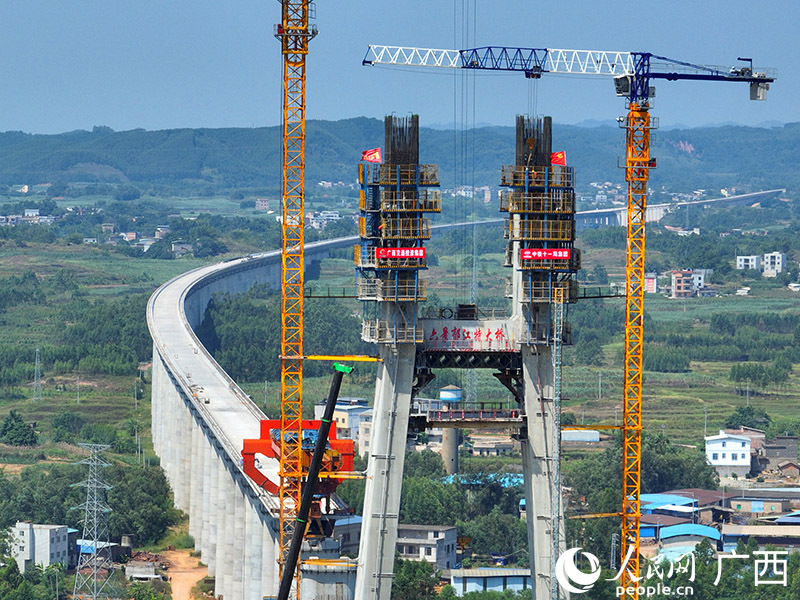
top-left (551, 151), bottom-right (566, 166)
top-left (361, 147), bottom-right (383, 163)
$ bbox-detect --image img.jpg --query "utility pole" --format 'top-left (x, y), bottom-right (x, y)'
top-left (76, 373), bottom-right (80, 405)
top-left (703, 403), bottom-right (708, 438)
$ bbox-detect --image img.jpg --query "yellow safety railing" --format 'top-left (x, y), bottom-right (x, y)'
top-left (380, 190), bottom-right (442, 212)
top-left (361, 320), bottom-right (423, 344)
top-left (500, 165), bottom-right (574, 187)
top-left (380, 217), bottom-right (431, 240)
top-left (368, 164), bottom-right (439, 186)
top-left (499, 189), bottom-right (575, 214)
top-left (356, 278), bottom-right (426, 301)
top-left (505, 219), bottom-right (575, 241)
top-left (519, 279), bottom-right (579, 303)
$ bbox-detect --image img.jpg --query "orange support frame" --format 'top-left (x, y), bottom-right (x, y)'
top-left (619, 102), bottom-right (650, 598)
top-left (242, 419), bottom-right (355, 497)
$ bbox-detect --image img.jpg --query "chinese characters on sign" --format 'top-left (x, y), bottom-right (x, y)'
top-left (423, 320), bottom-right (512, 352)
top-left (376, 247), bottom-right (426, 259)
top-left (520, 248), bottom-right (571, 260)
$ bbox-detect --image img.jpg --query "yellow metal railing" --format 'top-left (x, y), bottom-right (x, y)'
top-left (380, 190), bottom-right (442, 212)
top-left (499, 189), bottom-right (575, 214)
top-left (505, 219), bottom-right (575, 241)
top-left (356, 278), bottom-right (426, 301)
top-left (507, 279), bottom-right (578, 302)
top-left (353, 245), bottom-right (427, 269)
top-left (500, 165), bottom-right (574, 187)
top-left (367, 164), bottom-right (439, 186)
top-left (361, 320), bottom-right (423, 344)
top-left (381, 217), bottom-right (431, 240)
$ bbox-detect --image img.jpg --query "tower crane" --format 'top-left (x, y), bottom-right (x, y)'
top-left (276, 2), bottom-right (316, 598)
top-left (363, 43), bottom-right (774, 599)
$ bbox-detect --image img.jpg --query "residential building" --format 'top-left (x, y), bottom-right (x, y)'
top-left (736, 255), bottom-right (761, 271)
top-left (396, 524), bottom-right (458, 570)
top-left (10, 522), bottom-right (77, 573)
top-left (356, 409), bottom-right (373, 457)
top-left (255, 198), bottom-right (270, 211)
top-left (692, 268), bottom-right (713, 290)
top-left (760, 435), bottom-right (799, 471)
top-left (154, 226), bottom-right (170, 239)
top-left (313, 397), bottom-right (370, 441)
top-left (670, 270), bottom-right (694, 299)
top-left (332, 516), bottom-right (362, 555)
top-left (762, 251), bottom-right (787, 277)
top-left (705, 430), bottom-right (751, 478)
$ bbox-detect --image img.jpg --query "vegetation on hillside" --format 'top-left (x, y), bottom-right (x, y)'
top-left (0, 120), bottom-right (798, 196)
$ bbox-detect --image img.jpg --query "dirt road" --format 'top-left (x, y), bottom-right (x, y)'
top-left (161, 549), bottom-right (208, 600)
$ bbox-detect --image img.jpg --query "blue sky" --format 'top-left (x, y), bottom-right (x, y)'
top-left (0, 1), bottom-right (794, 134)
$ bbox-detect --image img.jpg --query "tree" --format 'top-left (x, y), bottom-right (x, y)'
top-left (392, 557), bottom-right (438, 600)
top-left (404, 451), bottom-right (445, 478)
top-left (591, 264), bottom-right (609, 284)
top-left (724, 405), bottom-right (771, 430)
top-left (0, 411), bottom-right (37, 446)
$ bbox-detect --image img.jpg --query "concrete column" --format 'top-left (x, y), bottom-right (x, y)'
top-left (261, 521), bottom-right (278, 599)
top-left (231, 484), bottom-right (246, 599)
top-left (201, 438), bottom-right (214, 566)
top-left (217, 464), bottom-right (236, 600)
top-left (188, 421), bottom-right (202, 545)
top-left (354, 342), bottom-right (416, 600)
top-left (246, 501), bottom-right (264, 600)
top-left (214, 460), bottom-right (229, 595)
top-left (441, 428), bottom-right (459, 475)
top-left (150, 351), bottom-right (162, 456)
top-left (173, 402), bottom-right (191, 512)
top-left (520, 344), bottom-right (564, 600)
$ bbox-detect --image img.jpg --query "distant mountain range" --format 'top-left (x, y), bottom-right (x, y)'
top-left (0, 118), bottom-right (796, 195)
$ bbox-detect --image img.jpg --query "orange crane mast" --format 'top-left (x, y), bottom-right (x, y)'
top-left (276, 2), bottom-right (316, 598)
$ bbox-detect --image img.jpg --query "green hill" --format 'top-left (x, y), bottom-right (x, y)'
top-left (0, 118), bottom-right (796, 194)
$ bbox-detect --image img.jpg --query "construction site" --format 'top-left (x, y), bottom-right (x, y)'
top-left (138, 3), bottom-right (784, 600)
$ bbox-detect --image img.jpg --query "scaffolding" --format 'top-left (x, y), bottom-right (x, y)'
top-left (356, 115), bottom-right (441, 340)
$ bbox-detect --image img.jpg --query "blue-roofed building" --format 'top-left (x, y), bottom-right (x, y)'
top-left (450, 568), bottom-right (531, 596)
top-left (640, 493), bottom-right (697, 513)
top-left (333, 516), bottom-right (363, 555)
top-left (660, 524), bottom-right (721, 551)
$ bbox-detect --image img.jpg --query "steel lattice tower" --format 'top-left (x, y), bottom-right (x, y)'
top-left (32, 346), bottom-right (42, 402)
top-left (72, 443), bottom-right (118, 600)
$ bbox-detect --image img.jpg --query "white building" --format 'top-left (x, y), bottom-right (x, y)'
top-left (313, 397), bottom-right (370, 441)
top-left (356, 409), bottom-right (373, 458)
top-left (705, 430), bottom-right (751, 478)
top-left (762, 252), bottom-right (787, 277)
top-left (396, 524), bottom-right (458, 570)
top-left (736, 255), bottom-right (762, 271)
top-left (11, 522), bottom-right (74, 573)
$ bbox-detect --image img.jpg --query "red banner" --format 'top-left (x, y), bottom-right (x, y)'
top-left (361, 147), bottom-right (383, 163)
top-left (551, 151), bottom-right (566, 166)
top-left (521, 248), bottom-right (571, 260)
top-left (376, 247), bottom-right (426, 259)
